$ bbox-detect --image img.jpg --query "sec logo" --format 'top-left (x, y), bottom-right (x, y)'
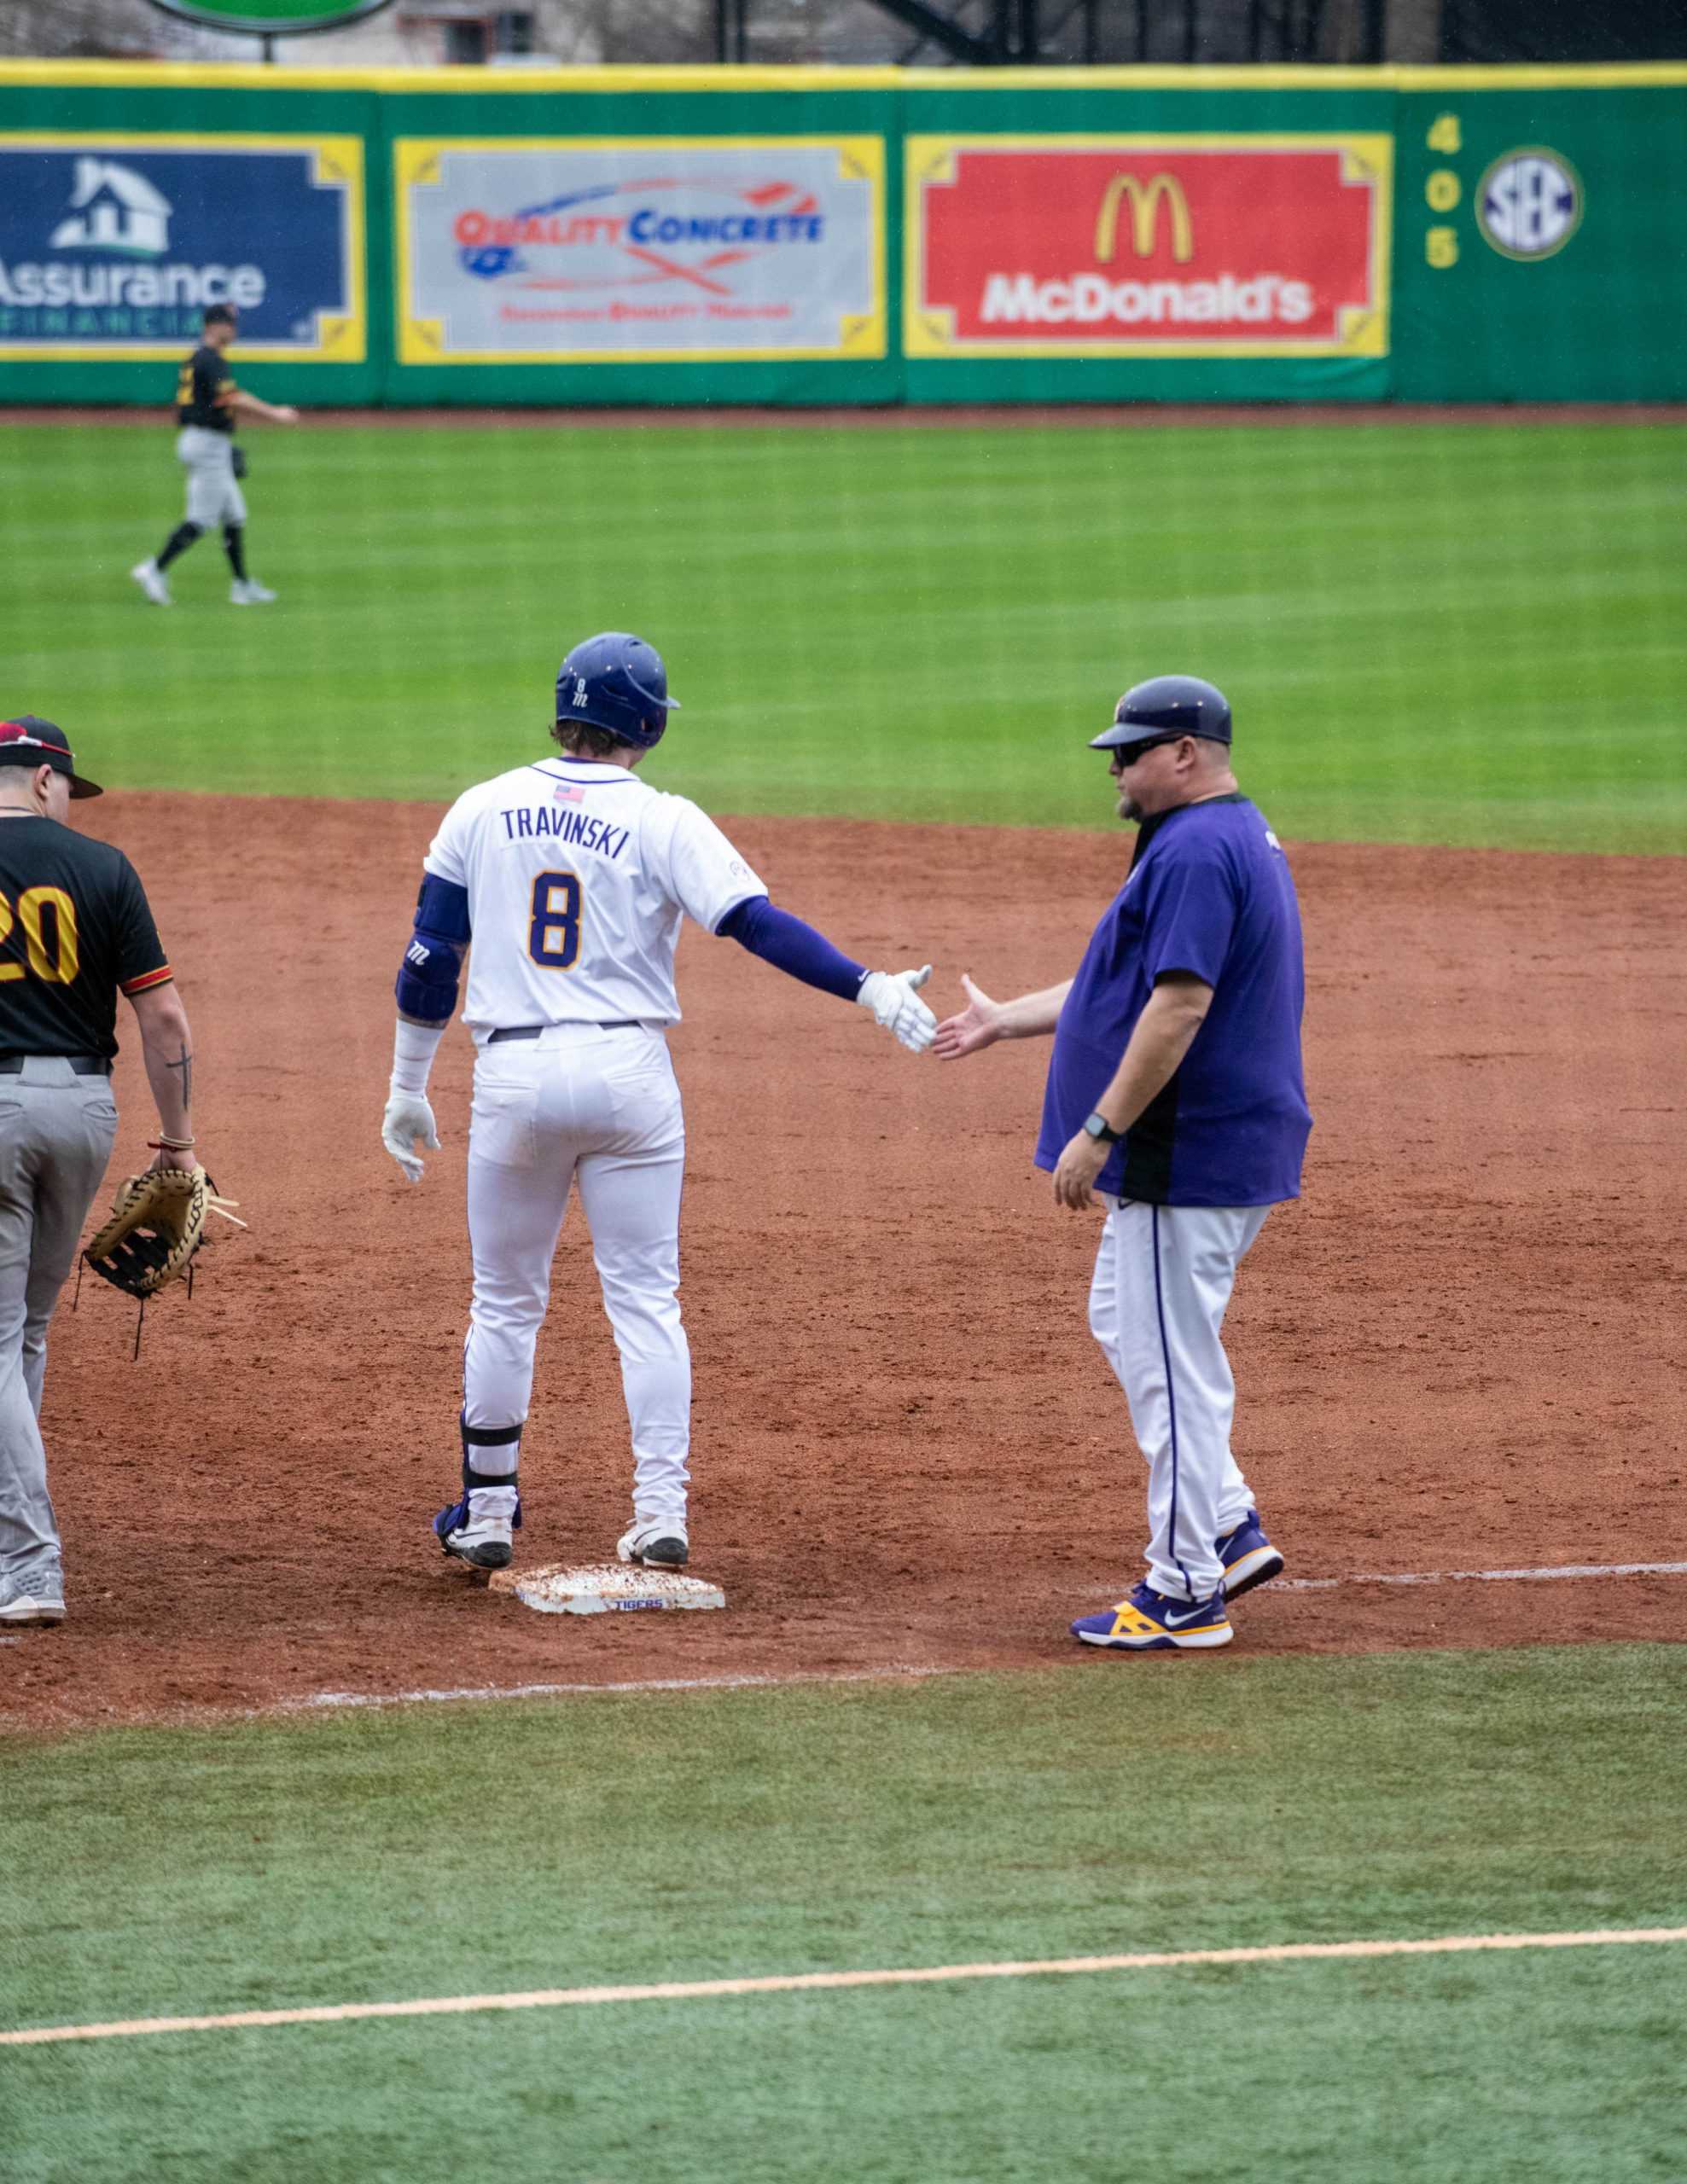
top-left (1477, 148), bottom-right (1583, 262)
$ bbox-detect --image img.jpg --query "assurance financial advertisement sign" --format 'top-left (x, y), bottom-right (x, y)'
top-left (906, 135), bottom-right (1392, 360)
top-left (0, 135), bottom-right (364, 360)
top-left (397, 137), bottom-right (886, 365)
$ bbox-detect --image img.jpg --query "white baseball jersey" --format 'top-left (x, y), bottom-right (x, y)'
top-left (425, 756), bottom-right (765, 1043)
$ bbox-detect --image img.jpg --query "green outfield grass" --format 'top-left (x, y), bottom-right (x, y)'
top-left (3, 413), bottom-right (1683, 2175)
top-left (4, 1647), bottom-right (1685, 2181)
top-left (3, 418), bottom-right (1683, 851)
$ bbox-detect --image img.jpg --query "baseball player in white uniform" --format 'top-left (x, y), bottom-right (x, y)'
top-left (381, 631), bottom-right (936, 1576)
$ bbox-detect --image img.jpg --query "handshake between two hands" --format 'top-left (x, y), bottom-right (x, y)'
top-left (859, 971), bottom-right (1102, 1211)
top-left (858, 962), bottom-right (1007, 1058)
top-left (382, 969), bottom-right (1010, 1182)
top-left (858, 965), bottom-right (1007, 1062)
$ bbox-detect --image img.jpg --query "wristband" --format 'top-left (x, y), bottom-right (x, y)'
top-left (392, 1015), bottom-right (446, 1095)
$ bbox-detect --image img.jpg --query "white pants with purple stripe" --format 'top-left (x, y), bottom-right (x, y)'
top-left (462, 1026), bottom-right (690, 1532)
top-left (1090, 1198), bottom-right (1272, 1601)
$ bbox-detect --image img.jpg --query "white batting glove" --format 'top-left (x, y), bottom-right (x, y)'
top-left (857, 965), bottom-right (937, 1054)
top-left (381, 1089), bottom-right (440, 1184)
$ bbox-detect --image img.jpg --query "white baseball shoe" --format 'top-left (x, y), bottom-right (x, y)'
top-left (436, 1511), bottom-right (513, 1571)
top-left (131, 559), bottom-right (172, 606)
top-left (230, 578), bottom-right (277, 605)
top-left (0, 1570), bottom-right (67, 1624)
top-left (617, 1521), bottom-right (689, 1570)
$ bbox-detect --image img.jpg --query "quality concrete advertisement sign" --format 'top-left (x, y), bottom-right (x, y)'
top-left (396, 138), bottom-right (886, 364)
top-left (905, 135), bottom-right (1392, 359)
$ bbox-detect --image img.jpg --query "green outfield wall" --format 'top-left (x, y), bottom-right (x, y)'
top-left (0, 60), bottom-right (1681, 407)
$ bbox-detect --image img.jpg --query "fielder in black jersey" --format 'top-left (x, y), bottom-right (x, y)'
top-left (178, 341), bottom-right (236, 433)
top-left (131, 302), bottom-right (299, 610)
top-left (0, 716), bottom-right (203, 1627)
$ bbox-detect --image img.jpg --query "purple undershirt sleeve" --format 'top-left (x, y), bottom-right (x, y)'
top-left (715, 897), bottom-right (868, 1003)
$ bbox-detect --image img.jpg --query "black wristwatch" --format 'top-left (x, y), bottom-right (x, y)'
top-left (1082, 1111), bottom-right (1122, 1144)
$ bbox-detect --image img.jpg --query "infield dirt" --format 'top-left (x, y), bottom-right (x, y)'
top-left (5, 797), bottom-right (1682, 1730)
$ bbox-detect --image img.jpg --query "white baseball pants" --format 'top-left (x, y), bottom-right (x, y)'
top-left (462, 1026), bottom-right (689, 1530)
top-left (1089, 1198), bottom-right (1271, 1601)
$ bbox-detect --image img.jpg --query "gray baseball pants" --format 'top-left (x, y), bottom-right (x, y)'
top-left (177, 426), bottom-right (247, 529)
top-left (0, 1061), bottom-right (118, 1588)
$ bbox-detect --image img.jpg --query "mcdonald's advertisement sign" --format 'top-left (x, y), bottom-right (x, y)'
top-left (905, 135), bottom-right (1392, 359)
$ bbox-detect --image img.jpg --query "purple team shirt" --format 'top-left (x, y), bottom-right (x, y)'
top-left (1036, 794), bottom-right (1312, 1206)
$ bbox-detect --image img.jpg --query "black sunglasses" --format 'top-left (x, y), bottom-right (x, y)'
top-left (1107, 735), bottom-right (1183, 770)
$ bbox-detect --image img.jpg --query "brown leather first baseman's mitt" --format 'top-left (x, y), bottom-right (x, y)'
top-left (82, 1165), bottom-right (241, 1299)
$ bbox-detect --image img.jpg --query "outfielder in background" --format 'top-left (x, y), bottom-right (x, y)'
top-left (934, 676), bottom-right (1311, 1653)
top-left (130, 303), bottom-right (298, 609)
top-left (0, 716), bottom-right (199, 1627)
top-left (381, 632), bottom-right (936, 1577)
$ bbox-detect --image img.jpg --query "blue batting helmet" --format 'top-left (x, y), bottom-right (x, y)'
top-left (554, 631), bottom-right (681, 751)
top-left (1090, 674), bottom-right (1232, 751)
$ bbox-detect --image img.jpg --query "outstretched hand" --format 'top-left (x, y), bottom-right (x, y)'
top-left (858, 964), bottom-right (937, 1053)
top-left (933, 973), bottom-right (1006, 1060)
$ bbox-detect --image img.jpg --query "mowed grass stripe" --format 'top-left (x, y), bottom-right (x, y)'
top-left (2, 419), bottom-right (1682, 850)
top-left (7, 1926), bottom-right (1686, 2048)
top-left (5, 1647), bottom-right (1684, 2181)
top-left (9, 1944), bottom-right (1682, 2184)
top-left (5, 1647), bottom-right (1684, 2030)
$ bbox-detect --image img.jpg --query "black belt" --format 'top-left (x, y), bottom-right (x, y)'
top-left (488, 1022), bottom-right (640, 1043)
top-left (0, 1054), bottom-right (111, 1076)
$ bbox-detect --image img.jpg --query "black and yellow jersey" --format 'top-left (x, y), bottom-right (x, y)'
top-left (0, 817), bottom-right (170, 1060)
top-left (176, 344), bottom-right (236, 433)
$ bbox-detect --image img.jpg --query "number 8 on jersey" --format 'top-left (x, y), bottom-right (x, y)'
top-left (529, 871), bottom-right (581, 971)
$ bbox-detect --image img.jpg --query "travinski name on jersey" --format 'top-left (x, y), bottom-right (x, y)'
top-left (499, 802), bottom-right (631, 858)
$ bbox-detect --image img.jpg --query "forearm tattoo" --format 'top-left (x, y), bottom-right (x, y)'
top-left (166, 1043), bottom-right (193, 1114)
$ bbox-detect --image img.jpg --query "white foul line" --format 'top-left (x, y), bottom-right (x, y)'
top-left (1280, 1560), bottom-right (1687, 1592)
top-left (294, 1563), bottom-right (1687, 1712)
top-left (4, 1928), bottom-right (1684, 2048)
top-left (294, 1664), bottom-right (961, 1711)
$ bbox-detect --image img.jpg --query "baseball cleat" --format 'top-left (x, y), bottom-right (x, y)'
top-left (1071, 1583), bottom-right (1233, 1652)
top-left (0, 1572), bottom-right (67, 1625)
top-left (1216, 1510), bottom-right (1285, 1600)
top-left (230, 578), bottom-right (277, 605)
top-left (618, 1523), bottom-right (689, 1570)
top-left (433, 1507), bottom-right (514, 1571)
top-left (131, 560), bottom-right (172, 606)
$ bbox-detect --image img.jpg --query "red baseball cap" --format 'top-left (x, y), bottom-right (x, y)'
top-left (0, 716), bottom-right (102, 799)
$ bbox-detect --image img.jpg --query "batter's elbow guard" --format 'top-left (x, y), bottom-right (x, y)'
top-left (395, 930), bottom-right (462, 1023)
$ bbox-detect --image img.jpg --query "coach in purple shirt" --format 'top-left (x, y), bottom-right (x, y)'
top-left (934, 674), bottom-right (1311, 1655)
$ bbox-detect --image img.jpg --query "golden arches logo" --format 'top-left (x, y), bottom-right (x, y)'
top-left (1093, 172), bottom-right (1195, 265)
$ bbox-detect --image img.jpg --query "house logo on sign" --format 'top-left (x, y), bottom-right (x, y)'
top-left (49, 160), bottom-right (172, 258)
